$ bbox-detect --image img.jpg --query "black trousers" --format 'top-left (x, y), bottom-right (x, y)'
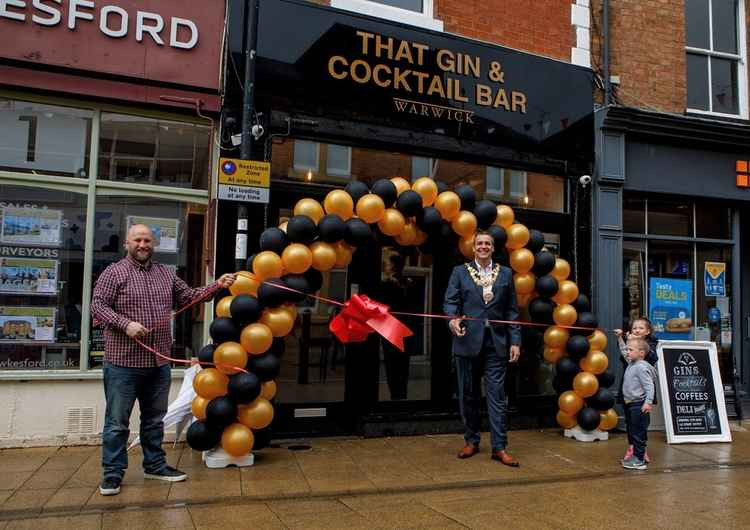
top-left (625, 401), bottom-right (649, 460)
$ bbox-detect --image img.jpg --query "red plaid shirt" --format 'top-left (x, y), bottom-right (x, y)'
top-left (91, 255), bottom-right (213, 368)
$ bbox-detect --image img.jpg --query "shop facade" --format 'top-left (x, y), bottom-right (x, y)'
top-left (220, 0), bottom-right (596, 437)
top-left (0, 0), bottom-right (226, 445)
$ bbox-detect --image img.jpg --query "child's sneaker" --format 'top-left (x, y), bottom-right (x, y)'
top-left (622, 456), bottom-right (647, 470)
top-left (622, 445), bottom-right (633, 463)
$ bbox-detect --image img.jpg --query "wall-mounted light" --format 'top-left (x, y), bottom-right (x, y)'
top-left (306, 170), bottom-right (313, 181)
top-left (523, 195), bottom-right (530, 206)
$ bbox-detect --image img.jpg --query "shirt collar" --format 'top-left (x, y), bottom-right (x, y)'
top-left (474, 259), bottom-right (493, 272)
top-left (126, 254), bottom-right (153, 271)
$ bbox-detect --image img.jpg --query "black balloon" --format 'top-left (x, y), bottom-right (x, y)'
top-left (259, 227), bottom-right (288, 254)
top-left (536, 275), bottom-right (559, 298)
top-left (439, 221), bottom-right (459, 246)
top-left (246, 353), bottom-right (282, 382)
top-left (474, 200), bottom-right (497, 230)
top-left (552, 374), bottom-right (573, 393)
top-left (572, 294), bottom-right (591, 313)
top-left (230, 294), bottom-right (263, 326)
top-left (198, 344), bottom-right (216, 365)
top-left (526, 229), bottom-right (545, 254)
top-left (396, 190), bottom-right (423, 218)
top-left (209, 317), bottom-right (239, 344)
top-left (416, 206), bottom-right (442, 234)
top-left (587, 388), bottom-right (615, 411)
top-left (205, 396), bottom-right (238, 429)
top-left (529, 298), bottom-right (555, 324)
top-left (532, 251), bottom-right (556, 277)
top-left (345, 180), bottom-right (369, 204)
top-left (251, 426), bottom-right (273, 451)
top-left (318, 214), bottom-right (346, 243)
top-left (436, 180), bottom-right (449, 194)
top-left (245, 253), bottom-right (256, 272)
top-left (304, 268), bottom-right (324, 293)
top-left (283, 274), bottom-right (310, 302)
top-left (566, 335), bottom-right (590, 359)
top-left (270, 337), bottom-right (286, 358)
top-left (286, 215), bottom-right (317, 245)
top-left (577, 407), bottom-right (601, 431)
top-left (257, 279), bottom-right (288, 308)
top-left (344, 218), bottom-right (373, 247)
top-left (597, 371), bottom-right (616, 388)
top-left (493, 246), bottom-right (510, 266)
top-left (371, 178), bottom-right (397, 208)
top-left (228, 372), bottom-right (261, 404)
top-left (572, 312), bottom-right (599, 336)
top-left (455, 184), bottom-right (476, 212)
top-left (556, 356), bottom-right (580, 379)
top-left (487, 224), bottom-right (507, 249)
top-left (186, 421), bottom-right (221, 451)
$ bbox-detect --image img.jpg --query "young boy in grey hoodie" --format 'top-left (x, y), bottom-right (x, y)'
top-left (621, 337), bottom-right (657, 470)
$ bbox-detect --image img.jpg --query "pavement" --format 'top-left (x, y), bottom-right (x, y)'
top-left (1, 424), bottom-right (750, 529)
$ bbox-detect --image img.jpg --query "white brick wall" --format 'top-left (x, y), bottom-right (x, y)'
top-left (571, 1), bottom-right (591, 67)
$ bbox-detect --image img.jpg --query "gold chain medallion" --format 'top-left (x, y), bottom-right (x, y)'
top-left (466, 263), bottom-right (499, 304)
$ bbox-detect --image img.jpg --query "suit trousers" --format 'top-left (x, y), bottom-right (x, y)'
top-left (455, 335), bottom-right (508, 451)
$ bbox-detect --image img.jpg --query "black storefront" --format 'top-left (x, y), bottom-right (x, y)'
top-left (218, 0), bottom-right (595, 437)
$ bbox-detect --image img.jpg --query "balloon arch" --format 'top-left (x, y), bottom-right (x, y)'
top-left (186, 177), bottom-right (618, 456)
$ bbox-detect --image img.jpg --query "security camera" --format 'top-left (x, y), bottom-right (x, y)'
top-left (579, 175), bottom-right (592, 186)
top-left (251, 124), bottom-right (265, 140)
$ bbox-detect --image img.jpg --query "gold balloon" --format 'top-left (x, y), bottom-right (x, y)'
top-left (459, 235), bottom-right (475, 259)
top-left (237, 397), bottom-right (275, 430)
top-left (240, 323), bottom-right (273, 355)
top-left (213, 341), bottom-right (248, 375)
top-left (280, 303), bottom-right (298, 322)
top-left (260, 380), bottom-right (278, 400)
top-left (252, 251), bottom-right (284, 281)
top-left (278, 221), bottom-right (288, 233)
top-left (543, 347), bottom-right (565, 364)
top-left (323, 190), bottom-right (354, 220)
top-left (556, 409), bottom-right (578, 429)
top-left (221, 423), bottom-right (254, 457)
top-left (435, 191), bottom-right (461, 221)
top-left (451, 211), bottom-right (477, 238)
top-left (588, 329), bottom-right (608, 351)
top-left (294, 197), bottom-right (325, 224)
top-left (506, 223), bottom-right (530, 250)
top-left (552, 280), bottom-right (579, 305)
top-left (495, 204), bottom-right (515, 228)
top-left (260, 307), bottom-right (296, 337)
top-left (573, 372), bottom-right (599, 398)
top-left (395, 222), bottom-right (417, 246)
top-left (355, 193), bottom-right (386, 224)
top-left (334, 242), bottom-right (353, 268)
top-left (510, 248), bottom-right (534, 274)
top-left (553, 304), bottom-right (578, 327)
top-left (544, 326), bottom-right (569, 348)
top-left (377, 208), bottom-right (406, 236)
top-left (216, 295), bottom-right (234, 318)
top-left (230, 271), bottom-right (261, 296)
top-left (191, 396), bottom-right (210, 421)
top-left (412, 177), bottom-right (438, 206)
top-left (551, 258), bottom-right (571, 281)
top-left (581, 350), bottom-right (609, 375)
top-left (558, 390), bottom-right (584, 415)
top-left (517, 292), bottom-right (533, 308)
top-left (193, 368), bottom-right (229, 400)
top-left (598, 408), bottom-right (619, 431)
top-left (310, 241), bottom-right (337, 271)
top-left (390, 176), bottom-right (411, 196)
top-left (514, 272), bottom-right (536, 295)
top-left (282, 243), bottom-right (313, 274)
top-left (413, 228), bottom-right (428, 246)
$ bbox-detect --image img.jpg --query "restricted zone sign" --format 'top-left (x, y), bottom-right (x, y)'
top-left (218, 158), bottom-right (270, 203)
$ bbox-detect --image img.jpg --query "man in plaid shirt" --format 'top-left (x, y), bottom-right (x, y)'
top-left (91, 224), bottom-right (235, 496)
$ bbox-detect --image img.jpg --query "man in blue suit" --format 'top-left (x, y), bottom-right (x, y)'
top-left (443, 230), bottom-right (522, 466)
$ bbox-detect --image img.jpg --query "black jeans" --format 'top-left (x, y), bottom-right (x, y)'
top-left (625, 401), bottom-right (650, 460)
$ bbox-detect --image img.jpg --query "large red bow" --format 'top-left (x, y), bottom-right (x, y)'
top-left (329, 294), bottom-right (414, 352)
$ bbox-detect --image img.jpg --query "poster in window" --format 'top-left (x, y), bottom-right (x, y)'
top-left (0, 257), bottom-right (58, 295)
top-left (649, 278), bottom-right (692, 339)
top-left (0, 306), bottom-right (56, 342)
top-left (126, 216), bottom-right (179, 253)
top-left (0, 207), bottom-right (62, 246)
top-left (704, 261), bottom-right (726, 297)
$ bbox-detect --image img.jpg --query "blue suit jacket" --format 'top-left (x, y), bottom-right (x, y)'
top-left (443, 262), bottom-right (522, 358)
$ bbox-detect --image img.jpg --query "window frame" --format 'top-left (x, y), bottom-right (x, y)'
top-left (325, 144), bottom-right (352, 178)
top-left (330, 0), bottom-right (443, 31)
top-left (484, 165), bottom-right (504, 197)
top-left (685, 0), bottom-right (749, 119)
top-left (293, 139), bottom-right (320, 173)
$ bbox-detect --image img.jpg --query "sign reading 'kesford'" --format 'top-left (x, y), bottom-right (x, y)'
top-left (217, 158), bottom-right (270, 203)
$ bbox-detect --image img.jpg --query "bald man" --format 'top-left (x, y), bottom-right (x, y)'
top-left (91, 224), bottom-right (235, 496)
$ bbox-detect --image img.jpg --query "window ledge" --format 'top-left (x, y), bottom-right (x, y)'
top-left (0, 369), bottom-right (192, 381)
top-left (331, 0), bottom-right (444, 31)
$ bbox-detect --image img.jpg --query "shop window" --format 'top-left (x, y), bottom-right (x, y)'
top-left (98, 114), bottom-right (210, 189)
top-left (411, 156), bottom-right (433, 181)
top-left (696, 244), bottom-right (733, 383)
top-left (326, 144), bottom-right (352, 177)
top-left (485, 166), bottom-right (503, 195)
top-left (0, 99), bottom-right (92, 177)
top-left (293, 140), bottom-right (319, 172)
top-left (0, 184), bottom-right (87, 370)
top-left (696, 201), bottom-right (732, 239)
top-left (508, 170), bottom-right (527, 199)
top-left (330, 0), bottom-right (443, 31)
top-left (647, 198), bottom-right (693, 237)
top-left (685, 0), bottom-right (747, 116)
top-left (623, 194), bottom-right (646, 233)
top-left (89, 196), bottom-right (207, 368)
top-left (622, 239), bottom-right (646, 328)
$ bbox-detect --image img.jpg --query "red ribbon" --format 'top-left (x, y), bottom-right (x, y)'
top-left (329, 294), bottom-right (414, 352)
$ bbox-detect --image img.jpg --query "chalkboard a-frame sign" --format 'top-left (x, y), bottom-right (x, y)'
top-left (657, 341), bottom-right (732, 443)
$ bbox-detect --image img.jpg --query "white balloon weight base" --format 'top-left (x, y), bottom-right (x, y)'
top-left (564, 426), bottom-right (609, 442)
top-left (202, 448), bottom-right (255, 468)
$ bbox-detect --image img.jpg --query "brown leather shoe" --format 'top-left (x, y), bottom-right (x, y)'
top-left (457, 444), bottom-right (480, 459)
top-left (491, 450), bottom-right (519, 467)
